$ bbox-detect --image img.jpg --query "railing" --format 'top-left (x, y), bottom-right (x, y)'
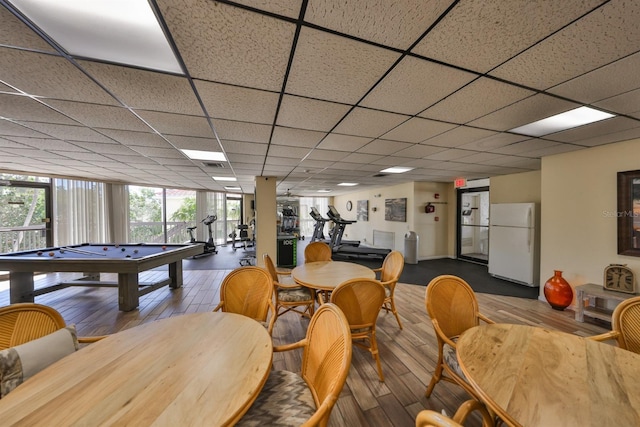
top-left (0, 227), bottom-right (48, 253)
top-left (129, 221), bottom-right (190, 244)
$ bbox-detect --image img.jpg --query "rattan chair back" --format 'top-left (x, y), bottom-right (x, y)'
top-left (380, 250), bottom-right (404, 282)
top-left (304, 242), bottom-right (332, 263)
top-left (301, 303), bottom-right (352, 425)
top-left (330, 278), bottom-right (386, 381)
top-left (613, 295), bottom-right (640, 353)
top-left (425, 275), bottom-right (480, 339)
top-left (0, 303), bottom-right (66, 350)
top-left (415, 399), bottom-right (494, 427)
top-left (216, 267), bottom-right (275, 331)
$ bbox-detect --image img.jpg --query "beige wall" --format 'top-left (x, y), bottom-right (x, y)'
top-left (540, 138), bottom-right (640, 304)
top-left (333, 181), bottom-right (450, 260)
top-left (490, 170), bottom-right (541, 204)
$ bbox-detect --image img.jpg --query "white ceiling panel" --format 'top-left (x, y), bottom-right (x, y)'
top-left (1, 0), bottom-right (639, 195)
top-left (360, 56), bottom-right (476, 115)
top-left (412, 0), bottom-right (604, 73)
top-left (286, 27), bottom-right (400, 104)
top-left (156, 0), bottom-right (295, 91)
top-left (490, 2), bottom-right (640, 90)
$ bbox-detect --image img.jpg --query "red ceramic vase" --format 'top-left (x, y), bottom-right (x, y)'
top-left (543, 270), bottom-right (573, 310)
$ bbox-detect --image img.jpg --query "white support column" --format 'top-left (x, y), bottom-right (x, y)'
top-left (254, 177), bottom-right (277, 268)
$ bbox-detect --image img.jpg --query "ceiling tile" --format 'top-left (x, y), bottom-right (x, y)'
top-left (412, 0), bottom-right (606, 73)
top-left (392, 144), bottom-right (447, 158)
top-left (286, 27), bottom-right (400, 104)
top-left (546, 117), bottom-right (640, 144)
top-left (381, 117), bottom-right (456, 143)
top-left (419, 78), bottom-right (534, 124)
top-left (195, 81), bottom-right (279, 124)
top-left (357, 139), bottom-right (413, 155)
top-left (271, 127), bottom-right (327, 148)
top-left (489, 139), bottom-right (563, 155)
top-left (221, 140), bottom-right (269, 156)
top-left (456, 132), bottom-right (528, 151)
top-left (548, 52), bottom-right (640, 104)
top-left (213, 120), bottom-right (272, 143)
top-left (136, 111), bottom-right (215, 139)
top-left (333, 107), bottom-right (409, 138)
top-left (277, 95), bottom-right (351, 132)
top-left (267, 144), bottom-right (311, 159)
top-left (594, 88), bottom-right (640, 116)
top-left (360, 56), bottom-right (476, 115)
top-left (424, 148), bottom-right (476, 161)
top-left (0, 5), bottom-right (56, 52)
top-left (422, 126), bottom-right (496, 148)
top-left (317, 134), bottom-right (372, 151)
top-left (233, 0), bottom-right (302, 19)
top-left (16, 122), bottom-right (114, 143)
top-left (157, 0), bottom-right (295, 91)
top-left (468, 94), bottom-right (579, 131)
top-left (0, 93), bottom-right (76, 125)
top-left (6, 136), bottom-right (87, 151)
top-left (305, 0), bottom-right (454, 50)
top-left (0, 48), bottom-right (117, 105)
top-left (490, 2), bottom-right (640, 90)
top-left (45, 100), bottom-right (151, 132)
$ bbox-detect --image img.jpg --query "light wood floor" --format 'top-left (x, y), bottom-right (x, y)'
top-left (1, 270), bottom-right (610, 426)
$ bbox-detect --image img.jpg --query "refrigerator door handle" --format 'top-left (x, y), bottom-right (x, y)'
top-left (527, 207), bottom-right (532, 228)
top-left (528, 228), bottom-right (532, 252)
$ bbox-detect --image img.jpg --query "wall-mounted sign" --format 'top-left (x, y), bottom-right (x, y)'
top-left (454, 178), bottom-right (467, 188)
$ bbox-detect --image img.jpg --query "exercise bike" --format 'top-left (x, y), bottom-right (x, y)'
top-left (186, 214), bottom-right (218, 257)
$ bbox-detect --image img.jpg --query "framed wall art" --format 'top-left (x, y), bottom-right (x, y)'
top-left (385, 198), bottom-right (406, 222)
top-left (617, 169), bottom-right (640, 257)
top-left (357, 200), bottom-right (368, 221)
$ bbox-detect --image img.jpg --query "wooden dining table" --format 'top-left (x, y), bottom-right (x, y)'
top-left (456, 323), bottom-right (640, 426)
top-left (0, 312), bottom-right (273, 426)
top-left (291, 260), bottom-right (376, 293)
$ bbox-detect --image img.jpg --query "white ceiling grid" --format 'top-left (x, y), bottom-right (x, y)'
top-left (0, 0), bottom-right (638, 196)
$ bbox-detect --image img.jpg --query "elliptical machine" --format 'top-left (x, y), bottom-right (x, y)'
top-left (186, 214), bottom-right (218, 257)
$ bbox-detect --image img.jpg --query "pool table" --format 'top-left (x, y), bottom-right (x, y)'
top-left (0, 243), bottom-right (203, 311)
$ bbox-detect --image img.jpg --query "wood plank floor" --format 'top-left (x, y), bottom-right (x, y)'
top-left (0, 270), bottom-right (610, 426)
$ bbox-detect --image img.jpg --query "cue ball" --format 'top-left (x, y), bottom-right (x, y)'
top-left (133, 249), bottom-right (139, 254)
top-left (48, 252), bottom-right (55, 257)
top-left (103, 247), bottom-right (108, 251)
top-left (37, 251), bottom-right (43, 256)
top-left (121, 247), bottom-right (126, 252)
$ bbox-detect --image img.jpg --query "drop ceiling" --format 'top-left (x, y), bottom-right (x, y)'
top-left (1, 0), bottom-right (639, 196)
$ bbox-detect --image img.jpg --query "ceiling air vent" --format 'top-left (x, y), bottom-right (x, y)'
top-left (203, 162), bottom-right (224, 168)
top-left (372, 173), bottom-right (387, 177)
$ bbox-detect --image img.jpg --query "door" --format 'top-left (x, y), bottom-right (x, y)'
top-left (457, 187), bottom-right (489, 264)
top-left (0, 181), bottom-right (52, 252)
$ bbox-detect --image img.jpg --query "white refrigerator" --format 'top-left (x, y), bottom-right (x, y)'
top-left (488, 203), bottom-right (539, 287)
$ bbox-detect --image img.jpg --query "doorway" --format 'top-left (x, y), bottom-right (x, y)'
top-left (456, 186), bottom-right (489, 264)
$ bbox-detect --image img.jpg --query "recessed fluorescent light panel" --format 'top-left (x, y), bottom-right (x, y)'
top-left (338, 183), bottom-right (358, 186)
top-left (509, 106), bottom-right (615, 137)
top-left (224, 186), bottom-right (242, 191)
top-left (212, 176), bottom-right (236, 182)
top-left (317, 189), bottom-right (331, 193)
top-left (380, 167), bottom-right (414, 174)
top-left (181, 149), bottom-right (226, 162)
top-left (9, 0), bottom-right (182, 73)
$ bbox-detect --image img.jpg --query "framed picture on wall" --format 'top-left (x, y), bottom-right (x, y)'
top-left (385, 198), bottom-right (407, 222)
top-left (618, 170), bottom-right (640, 257)
top-left (357, 200), bottom-right (368, 221)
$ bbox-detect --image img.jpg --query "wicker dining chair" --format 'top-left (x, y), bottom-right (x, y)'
top-left (304, 241), bottom-right (332, 263)
top-left (424, 275), bottom-right (495, 400)
top-left (0, 303), bottom-right (104, 349)
top-left (415, 399), bottom-right (494, 427)
top-left (372, 250), bottom-right (405, 329)
top-left (589, 295), bottom-right (640, 353)
top-left (213, 266), bottom-right (276, 334)
top-left (330, 278), bottom-right (386, 381)
top-left (237, 303), bottom-right (352, 427)
top-left (263, 254), bottom-right (315, 321)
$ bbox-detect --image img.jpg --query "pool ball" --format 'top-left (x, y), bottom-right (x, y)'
top-left (103, 247), bottom-right (108, 251)
top-left (121, 247), bottom-right (126, 252)
top-left (37, 251), bottom-right (43, 256)
top-left (133, 249), bottom-right (139, 254)
top-left (115, 244), bottom-right (119, 248)
top-left (60, 249), bottom-right (65, 254)
top-left (48, 252), bottom-right (55, 257)
top-left (162, 245), bottom-right (167, 250)
top-left (125, 255), bottom-right (131, 258)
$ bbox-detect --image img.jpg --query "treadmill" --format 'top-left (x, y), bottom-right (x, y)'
top-left (309, 207), bottom-right (330, 242)
top-left (326, 205), bottom-right (390, 259)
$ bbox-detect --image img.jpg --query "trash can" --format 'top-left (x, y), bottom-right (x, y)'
top-left (404, 231), bottom-right (418, 264)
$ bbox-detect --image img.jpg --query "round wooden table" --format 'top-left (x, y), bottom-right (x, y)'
top-left (0, 312), bottom-right (273, 426)
top-left (291, 261), bottom-right (376, 292)
top-left (456, 323), bottom-right (640, 427)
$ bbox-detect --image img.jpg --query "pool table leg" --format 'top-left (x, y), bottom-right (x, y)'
top-left (118, 273), bottom-right (139, 312)
top-left (168, 261), bottom-right (183, 289)
top-left (10, 272), bottom-right (35, 304)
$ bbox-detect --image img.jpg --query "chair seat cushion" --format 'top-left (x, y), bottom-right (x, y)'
top-left (0, 325), bottom-right (78, 397)
top-left (237, 369), bottom-right (316, 426)
top-left (443, 338), bottom-right (466, 380)
top-left (278, 287), bottom-right (312, 303)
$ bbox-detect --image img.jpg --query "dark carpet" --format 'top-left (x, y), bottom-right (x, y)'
top-left (182, 241), bottom-right (540, 300)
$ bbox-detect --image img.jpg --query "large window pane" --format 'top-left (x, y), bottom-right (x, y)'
top-left (128, 186), bottom-right (164, 243)
top-left (166, 189), bottom-right (196, 244)
top-left (54, 179), bottom-right (106, 246)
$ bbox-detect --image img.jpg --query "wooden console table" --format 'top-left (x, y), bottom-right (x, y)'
top-left (575, 283), bottom-right (634, 323)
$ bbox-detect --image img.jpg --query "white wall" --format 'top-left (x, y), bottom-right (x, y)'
top-left (540, 138), bottom-right (640, 304)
